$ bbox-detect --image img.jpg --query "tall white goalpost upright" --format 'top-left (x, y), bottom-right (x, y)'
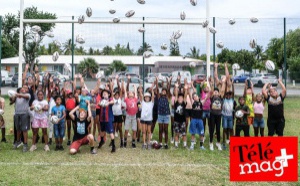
top-left (18, 0), bottom-right (24, 87)
top-left (206, 0), bottom-right (211, 78)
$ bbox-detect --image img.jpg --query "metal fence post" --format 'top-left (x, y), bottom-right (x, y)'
top-left (142, 17), bottom-right (145, 91)
top-left (0, 16), bottom-right (2, 89)
top-left (283, 17), bottom-right (287, 86)
top-left (72, 16), bottom-right (74, 81)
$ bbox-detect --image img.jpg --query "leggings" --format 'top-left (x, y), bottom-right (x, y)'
top-left (235, 125), bottom-right (250, 137)
top-left (209, 113), bottom-right (221, 143)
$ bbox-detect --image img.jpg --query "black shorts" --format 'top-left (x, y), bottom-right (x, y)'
top-left (114, 115), bottom-right (123, 123)
top-left (185, 109), bottom-right (192, 118)
top-left (14, 113), bottom-right (30, 132)
top-left (136, 111), bottom-right (141, 119)
top-left (96, 109), bottom-right (100, 116)
top-left (267, 118), bottom-right (285, 136)
top-left (141, 120), bottom-right (152, 125)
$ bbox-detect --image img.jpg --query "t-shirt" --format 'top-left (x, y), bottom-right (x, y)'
top-left (112, 98), bottom-right (122, 116)
top-left (191, 101), bottom-right (203, 119)
top-left (66, 98), bottom-right (76, 111)
top-left (73, 117), bottom-right (90, 141)
top-left (245, 94), bottom-right (254, 117)
top-left (79, 95), bottom-right (92, 111)
top-left (210, 96), bottom-right (223, 115)
top-left (254, 101), bottom-right (264, 115)
top-left (222, 98), bottom-right (234, 117)
top-left (201, 91), bottom-right (211, 111)
top-left (267, 94), bottom-right (285, 120)
top-left (32, 100), bottom-right (48, 119)
top-left (235, 105), bottom-right (249, 125)
top-left (174, 101), bottom-right (186, 123)
top-left (125, 97), bottom-right (138, 116)
top-left (158, 96), bottom-right (170, 115)
top-left (100, 98), bottom-right (112, 122)
top-left (51, 105), bottom-right (66, 124)
top-left (141, 101), bottom-right (154, 121)
top-left (15, 93), bottom-right (31, 114)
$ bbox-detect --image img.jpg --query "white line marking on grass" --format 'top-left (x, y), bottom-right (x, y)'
top-left (0, 162), bottom-right (226, 167)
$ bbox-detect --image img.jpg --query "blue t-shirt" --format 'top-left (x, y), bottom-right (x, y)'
top-left (79, 95), bottom-right (92, 110)
top-left (51, 105), bottom-right (66, 124)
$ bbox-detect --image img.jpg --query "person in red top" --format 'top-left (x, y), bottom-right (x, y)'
top-left (123, 82), bottom-right (138, 148)
top-left (65, 89), bottom-right (76, 146)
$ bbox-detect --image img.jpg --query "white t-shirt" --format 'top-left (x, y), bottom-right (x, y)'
top-left (112, 98), bottom-right (122, 116)
top-left (141, 101), bottom-right (154, 121)
top-left (32, 100), bottom-right (48, 119)
top-left (49, 98), bottom-right (56, 115)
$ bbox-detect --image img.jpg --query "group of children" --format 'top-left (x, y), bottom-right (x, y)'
top-left (1, 62), bottom-right (286, 154)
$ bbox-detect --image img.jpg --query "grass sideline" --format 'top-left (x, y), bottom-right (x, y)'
top-left (0, 96), bottom-right (299, 186)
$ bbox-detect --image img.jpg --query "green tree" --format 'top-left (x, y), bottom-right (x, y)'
top-left (236, 49), bottom-right (256, 73)
top-left (137, 42), bottom-right (153, 55)
top-left (63, 39), bottom-right (73, 55)
top-left (288, 56), bottom-right (300, 82)
top-left (77, 58), bottom-right (99, 78)
top-left (169, 41), bottom-right (180, 56)
top-left (105, 60), bottom-right (127, 75)
top-left (88, 47), bottom-right (94, 55)
top-left (75, 46), bottom-right (86, 55)
top-left (1, 37), bottom-right (17, 58)
top-left (113, 43), bottom-right (133, 55)
top-left (186, 46), bottom-right (200, 59)
top-left (2, 13), bottom-right (19, 57)
top-left (102, 45), bottom-right (113, 55)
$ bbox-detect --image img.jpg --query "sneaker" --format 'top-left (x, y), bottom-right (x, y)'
top-left (23, 145), bottom-right (28, 152)
top-left (216, 143), bottom-right (222, 151)
top-left (175, 145), bottom-right (178, 149)
top-left (44, 145), bottom-right (50, 151)
top-left (147, 143), bottom-right (152, 150)
top-left (98, 141), bottom-right (105, 149)
top-left (120, 140), bottom-right (124, 148)
top-left (142, 144), bottom-right (147, 150)
top-left (59, 146), bottom-right (64, 151)
top-left (91, 148), bottom-right (97, 154)
top-left (189, 145), bottom-right (194, 150)
top-left (200, 146), bottom-right (206, 150)
top-left (183, 145), bottom-right (188, 149)
top-left (115, 132), bottom-right (118, 138)
top-left (1, 138), bottom-right (7, 143)
top-left (209, 143), bottom-right (214, 151)
top-left (132, 143), bottom-right (136, 148)
top-left (29, 145), bottom-right (37, 152)
top-left (222, 143), bottom-right (227, 150)
top-left (48, 138), bottom-right (52, 145)
top-left (67, 140), bottom-right (71, 146)
top-left (164, 144), bottom-right (169, 149)
top-left (55, 145), bottom-right (60, 151)
top-left (111, 146), bottom-right (116, 153)
top-left (226, 139), bottom-right (230, 144)
top-left (170, 137), bottom-right (174, 144)
top-left (13, 141), bottom-right (23, 149)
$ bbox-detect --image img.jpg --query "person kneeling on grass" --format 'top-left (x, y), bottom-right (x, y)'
top-left (69, 103), bottom-right (96, 155)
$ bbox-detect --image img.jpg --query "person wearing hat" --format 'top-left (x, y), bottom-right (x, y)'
top-left (139, 88), bottom-right (154, 149)
top-left (69, 102), bottom-right (97, 155)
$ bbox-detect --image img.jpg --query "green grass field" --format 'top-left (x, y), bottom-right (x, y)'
top-left (0, 96), bottom-right (299, 186)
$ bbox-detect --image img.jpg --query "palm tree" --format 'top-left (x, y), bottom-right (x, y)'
top-left (75, 46), bottom-right (86, 55)
top-left (137, 42), bottom-right (153, 55)
top-left (186, 46), bottom-right (200, 59)
top-left (77, 58), bottom-right (99, 78)
top-left (63, 39), bottom-right (75, 55)
top-left (102, 45), bottom-right (113, 55)
top-left (253, 45), bottom-right (263, 61)
top-left (169, 41), bottom-right (180, 56)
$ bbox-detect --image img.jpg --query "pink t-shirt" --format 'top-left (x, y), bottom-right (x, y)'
top-left (125, 97), bottom-right (138, 116)
top-left (254, 101), bottom-right (264, 115)
top-left (201, 91), bottom-right (211, 111)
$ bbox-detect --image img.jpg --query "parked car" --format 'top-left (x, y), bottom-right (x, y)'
top-left (147, 73), bottom-right (156, 83)
top-left (171, 71), bottom-right (192, 86)
top-left (118, 77), bottom-right (152, 91)
top-left (11, 73), bottom-right (18, 87)
top-left (251, 73), bottom-right (278, 87)
top-left (233, 74), bottom-right (251, 83)
top-left (1, 70), bottom-right (12, 86)
top-left (39, 71), bottom-right (70, 83)
top-left (192, 74), bottom-right (206, 86)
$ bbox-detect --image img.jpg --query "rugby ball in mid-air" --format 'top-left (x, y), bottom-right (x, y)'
top-left (113, 17), bottom-right (120, 23)
top-left (50, 115), bottom-right (59, 124)
top-left (232, 63), bottom-right (240, 70)
top-left (250, 17), bottom-right (259, 23)
top-left (99, 100), bottom-right (108, 107)
top-left (180, 11), bottom-right (186, 20)
top-left (125, 10), bottom-right (135, 18)
top-left (265, 60), bottom-right (275, 71)
top-left (249, 38), bottom-right (257, 49)
top-left (189, 62), bottom-right (196, 68)
top-left (109, 9), bottom-right (116, 14)
top-left (209, 27), bottom-right (217, 34)
top-left (143, 51), bottom-right (152, 58)
top-left (170, 37), bottom-right (177, 45)
top-left (86, 7), bottom-right (92, 17)
top-left (76, 35), bottom-right (85, 44)
top-left (216, 41), bottom-right (224, 49)
top-left (190, 0), bottom-right (197, 6)
top-left (138, 27), bottom-right (145, 33)
top-left (78, 15), bottom-right (85, 24)
top-left (34, 104), bottom-right (42, 112)
top-left (64, 63), bottom-right (72, 73)
top-left (202, 19), bottom-right (209, 28)
top-left (229, 18), bottom-right (236, 25)
top-left (172, 30), bottom-right (182, 39)
top-left (137, 0), bottom-right (145, 4)
top-left (31, 25), bottom-right (41, 33)
top-left (161, 43), bottom-right (168, 50)
top-left (0, 109), bottom-right (4, 115)
top-left (235, 110), bottom-right (244, 118)
top-left (52, 51), bottom-right (59, 62)
top-left (8, 90), bottom-right (17, 98)
top-left (54, 40), bottom-right (61, 47)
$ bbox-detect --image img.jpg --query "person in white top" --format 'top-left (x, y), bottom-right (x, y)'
top-left (112, 88), bottom-right (124, 148)
top-left (139, 88), bottom-right (154, 150)
top-left (48, 91), bottom-right (58, 145)
top-left (30, 90), bottom-right (50, 151)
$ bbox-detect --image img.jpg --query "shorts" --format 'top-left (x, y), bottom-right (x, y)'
top-left (253, 118), bottom-right (265, 128)
top-left (189, 118), bottom-right (204, 135)
top-left (100, 122), bottom-right (114, 134)
top-left (185, 109), bottom-right (192, 118)
top-left (202, 110), bottom-right (210, 119)
top-left (140, 120), bottom-right (152, 125)
top-left (96, 109), bottom-right (100, 116)
top-left (53, 122), bottom-right (65, 138)
top-left (267, 118), bottom-right (285, 136)
top-left (170, 108), bottom-right (175, 117)
top-left (136, 111), bottom-right (141, 119)
top-left (32, 118), bottom-right (48, 128)
top-left (125, 114), bottom-right (137, 131)
top-left (66, 110), bottom-right (76, 120)
top-left (114, 115), bottom-right (123, 123)
top-left (14, 113), bottom-right (30, 132)
top-left (91, 110), bottom-right (96, 118)
top-left (222, 115), bottom-right (233, 129)
top-left (174, 121), bottom-right (186, 135)
top-left (70, 135), bottom-right (89, 151)
top-left (157, 115), bottom-right (170, 124)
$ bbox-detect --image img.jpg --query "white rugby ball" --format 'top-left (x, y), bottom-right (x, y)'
top-left (202, 19), bottom-right (209, 28)
top-left (137, 0), bottom-right (146, 4)
top-left (229, 18), bottom-right (236, 25)
top-left (76, 35), bottom-right (85, 44)
top-left (109, 9), bottom-right (116, 14)
top-left (50, 115), bottom-right (59, 124)
top-left (265, 60), bottom-right (275, 71)
top-left (54, 40), bottom-right (61, 47)
top-left (189, 62), bottom-right (196, 68)
top-left (161, 43), bottom-right (168, 50)
top-left (249, 38), bottom-right (257, 49)
top-left (235, 110), bottom-right (244, 118)
top-left (99, 100), bottom-right (108, 107)
top-left (138, 27), bottom-right (145, 33)
top-left (209, 27), bottom-right (217, 34)
top-left (86, 7), bottom-right (92, 17)
top-left (216, 41), bottom-right (224, 49)
top-left (8, 90), bottom-right (17, 98)
top-left (31, 25), bottom-right (41, 33)
top-left (143, 51), bottom-right (152, 58)
top-left (180, 11), bottom-right (186, 20)
top-left (250, 17), bottom-right (259, 23)
top-left (0, 109), bottom-right (4, 115)
top-left (125, 10), bottom-right (135, 18)
top-left (52, 51), bottom-right (59, 62)
top-left (34, 104), bottom-right (42, 112)
top-left (232, 63), bottom-right (240, 70)
top-left (113, 17), bottom-right (120, 23)
top-left (172, 30), bottom-right (182, 39)
top-left (190, 0), bottom-right (197, 6)
top-left (78, 15), bottom-right (85, 24)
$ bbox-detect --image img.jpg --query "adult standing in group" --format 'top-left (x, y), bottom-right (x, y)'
top-left (262, 79), bottom-right (286, 136)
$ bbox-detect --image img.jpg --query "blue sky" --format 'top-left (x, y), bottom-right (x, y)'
top-left (2, 0), bottom-right (300, 55)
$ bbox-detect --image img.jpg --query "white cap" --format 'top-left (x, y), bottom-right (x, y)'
top-left (144, 92), bottom-right (151, 97)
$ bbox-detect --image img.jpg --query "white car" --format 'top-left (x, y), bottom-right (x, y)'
top-left (40, 71), bottom-right (70, 83)
top-left (1, 70), bottom-right (12, 86)
top-left (117, 77), bottom-right (152, 91)
top-left (171, 71), bottom-right (192, 86)
top-left (251, 73), bottom-right (278, 87)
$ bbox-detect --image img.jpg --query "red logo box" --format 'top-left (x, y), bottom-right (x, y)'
top-left (230, 137), bottom-right (298, 182)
